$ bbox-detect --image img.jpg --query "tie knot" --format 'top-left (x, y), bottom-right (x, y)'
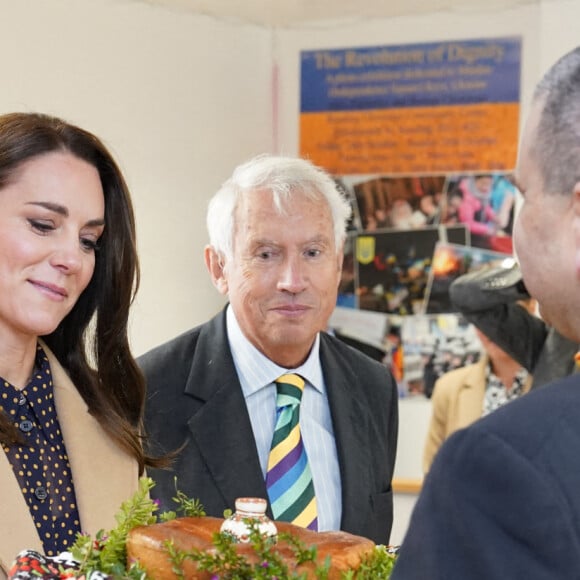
top-left (275, 373), bottom-right (305, 406)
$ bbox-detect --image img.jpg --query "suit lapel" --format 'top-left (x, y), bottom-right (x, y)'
top-left (320, 336), bottom-right (372, 532)
top-left (182, 312), bottom-right (268, 512)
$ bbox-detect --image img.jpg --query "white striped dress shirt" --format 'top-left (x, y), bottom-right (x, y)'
top-left (226, 305), bottom-right (342, 531)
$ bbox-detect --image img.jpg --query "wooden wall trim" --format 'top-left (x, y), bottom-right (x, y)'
top-left (392, 477), bottom-right (422, 494)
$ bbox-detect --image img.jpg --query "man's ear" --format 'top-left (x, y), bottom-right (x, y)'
top-left (574, 182), bottom-right (580, 277)
top-left (204, 246), bottom-right (229, 295)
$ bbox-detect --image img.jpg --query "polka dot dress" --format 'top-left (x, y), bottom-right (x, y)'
top-left (1, 344), bottom-right (81, 556)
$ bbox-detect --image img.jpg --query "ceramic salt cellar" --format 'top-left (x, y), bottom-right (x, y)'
top-left (220, 497), bottom-right (278, 543)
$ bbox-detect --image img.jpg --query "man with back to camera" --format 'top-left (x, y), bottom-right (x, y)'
top-left (139, 154), bottom-right (398, 544)
top-left (392, 46), bottom-right (580, 579)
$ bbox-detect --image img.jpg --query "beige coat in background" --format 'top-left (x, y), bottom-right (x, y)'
top-left (423, 355), bottom-right (533, 474)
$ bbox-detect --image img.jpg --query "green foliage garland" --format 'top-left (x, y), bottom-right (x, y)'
top-left (68, 477), bottom-right (396, 579)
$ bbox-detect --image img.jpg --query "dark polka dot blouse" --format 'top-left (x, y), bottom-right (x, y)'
top-left (1, 344), bottom-right (81, 556)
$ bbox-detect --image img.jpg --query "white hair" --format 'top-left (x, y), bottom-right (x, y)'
top-left (206, 154), bottom-right (352, 261)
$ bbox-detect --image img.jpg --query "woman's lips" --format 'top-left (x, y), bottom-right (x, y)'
top-left (29, 279), bottom-right (68, 300)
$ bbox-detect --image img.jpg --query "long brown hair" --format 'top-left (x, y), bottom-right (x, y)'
top-left (0, 112), bottom-right (160, 473)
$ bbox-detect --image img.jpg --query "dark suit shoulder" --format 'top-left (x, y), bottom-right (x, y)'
top-left (428, 374), bottom-right (580, 492)
top-left (139, 325), bottom-right (203, 376)
top-left (417, 374), bottom-right (580, 506)
top-left (394, 374), bottom-right (580, 579)
top-left (319, 332), bottom-right (397, 403)
top-left (321, 332), bottom-right (393, 377)
top-left (138, 310), bottom-right (226, 387)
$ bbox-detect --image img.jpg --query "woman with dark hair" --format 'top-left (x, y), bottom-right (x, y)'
top-left (0, 112), bottom-right (160, 572)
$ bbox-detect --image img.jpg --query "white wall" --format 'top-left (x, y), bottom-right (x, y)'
top-left (539, 0), bottom-right (580, 73)
top-left (0, 0), bottom-right (273, 355)
top-left (391, 397), bottom-right (432, 545)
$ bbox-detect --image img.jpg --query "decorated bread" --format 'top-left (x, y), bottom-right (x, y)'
top-left (127, 515), bottom-right (376, 579)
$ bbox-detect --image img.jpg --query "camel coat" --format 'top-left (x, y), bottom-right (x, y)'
top-left (423, 355), bottom-right (533, 473)
top-left (0, 344), bottom-right (139, 579)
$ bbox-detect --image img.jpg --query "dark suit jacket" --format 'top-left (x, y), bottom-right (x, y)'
top-left (139, 308), bottom-right (398, 544)
top-left (392, 373), bottom-right (580, 580)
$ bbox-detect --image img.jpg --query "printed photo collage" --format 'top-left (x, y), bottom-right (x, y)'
top-left (330, 172), bottom-right (519, 397)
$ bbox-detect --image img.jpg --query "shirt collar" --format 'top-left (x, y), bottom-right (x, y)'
top-left (226, 305), bottom-right (324, 397)
top-left (485, 359), bottom-right (529, 391)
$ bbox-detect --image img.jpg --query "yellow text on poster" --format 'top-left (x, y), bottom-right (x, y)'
top-left (300, 103), bottom-right (519, 175)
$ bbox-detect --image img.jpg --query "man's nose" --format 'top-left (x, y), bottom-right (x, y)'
top-left (277, 255), bottom-right (307, 293)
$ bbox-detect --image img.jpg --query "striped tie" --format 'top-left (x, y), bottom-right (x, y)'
top-left (265, 374), bottom-right (318, 531)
